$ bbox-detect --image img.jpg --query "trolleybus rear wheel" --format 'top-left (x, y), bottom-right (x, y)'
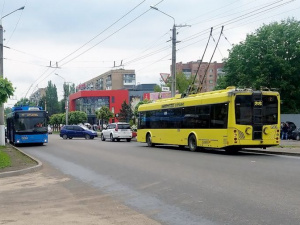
top-left (188, 134), bottom-right (198, 152)
top-left (146, 133), bottom-right (155, 147)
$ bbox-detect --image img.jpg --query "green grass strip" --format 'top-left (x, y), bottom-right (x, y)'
top-left (0, 147), bottom-right (11, 168)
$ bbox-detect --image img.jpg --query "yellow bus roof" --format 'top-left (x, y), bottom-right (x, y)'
top-left (138, 87), bottom-right (279, 111)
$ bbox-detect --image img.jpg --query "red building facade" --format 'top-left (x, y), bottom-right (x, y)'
top-left (69, 90), bottom-right (129, 124)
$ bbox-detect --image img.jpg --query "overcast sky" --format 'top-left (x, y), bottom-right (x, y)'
top-left (2, 0), bottom-right (299, 106)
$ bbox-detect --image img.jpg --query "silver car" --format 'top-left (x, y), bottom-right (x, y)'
top-left (101, 122), bottom-right (132, 142)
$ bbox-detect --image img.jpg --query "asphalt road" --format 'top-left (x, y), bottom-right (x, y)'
top-left (17, 134), bottom-right (300, 225)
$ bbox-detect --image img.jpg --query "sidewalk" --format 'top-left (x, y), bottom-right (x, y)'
top-left (243, 139), bottom-right (300, 156)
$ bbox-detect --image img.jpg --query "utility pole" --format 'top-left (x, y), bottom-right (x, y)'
top-left (0, 6), bottom-right (25, 146)
top-left (150, 6), bottom-right (190, 97)
top-left (171, 24), bottom-right (176, 97)
top-left (0, 24), bottom-right (5, 145)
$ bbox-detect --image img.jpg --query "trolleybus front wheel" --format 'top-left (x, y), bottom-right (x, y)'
top-left (146, 133), bottom-right (155, 147)
top-left (188, 134), bottom-right (198, 152)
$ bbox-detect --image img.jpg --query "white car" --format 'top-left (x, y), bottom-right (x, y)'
top-left (101, 122), bottom-right (132, 142)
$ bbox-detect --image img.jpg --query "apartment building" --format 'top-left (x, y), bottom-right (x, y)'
top-left (29, 88), bottom-right (46, 105)
top-left (76, 69), bottom-right (136, 91)
top-left (176, 61), bottom-right (224, 92)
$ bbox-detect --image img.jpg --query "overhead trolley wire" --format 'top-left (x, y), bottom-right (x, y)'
top-left (58, 0), bottom-right (147, 64)
top-left (180, 0), bottom-right (292, 44)
top-left (58, 0), bottom-right (165, 67)
top-left (24, 0), bottom-right (164, 98)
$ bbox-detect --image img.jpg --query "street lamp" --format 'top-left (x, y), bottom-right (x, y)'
top-left (55, 73), bottom-right (69, 125)
top-left (0, 6), bottom-right (25, 146)
top-left (150, 6), bottom-right (176, 97)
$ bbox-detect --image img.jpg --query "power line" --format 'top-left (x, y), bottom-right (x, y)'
top-left (59, 0), bottom-right (166, 68)
top-left (5, 0), bottom-right (28, 44)
top-left (179, 0), bottom-right (294, 45)
top-left (24, 0), bottom-right (165, 98)
top-left (4, 45), bottom-right (50, 61)
top-left (58, 0), bottom-right (147, 64)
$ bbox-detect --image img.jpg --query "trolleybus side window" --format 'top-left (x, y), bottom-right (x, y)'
top-left (262, 96), bottom-right (278, 124)
top-left (210, 103), bottom-right (228, 128)
top-left (235, 95), bottom-right (252, 125)
top-left (182, 106), bottom-right (196, 128)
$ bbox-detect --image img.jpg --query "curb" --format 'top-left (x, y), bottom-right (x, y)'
top-left (0, 144), bottom-right (43, 178)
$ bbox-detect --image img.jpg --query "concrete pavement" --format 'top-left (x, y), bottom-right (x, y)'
top-left (1, 139), bottom-right (300, 224)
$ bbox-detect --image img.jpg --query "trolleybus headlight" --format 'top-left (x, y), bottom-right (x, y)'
top-left (245, 127), bottom-right (252, 135)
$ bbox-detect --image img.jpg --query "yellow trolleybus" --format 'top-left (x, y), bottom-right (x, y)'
top-left (137, 87), bottom-right (280, 152)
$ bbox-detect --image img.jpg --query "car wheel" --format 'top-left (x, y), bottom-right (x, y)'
top-left (62, 134), bottom-right (68, 140)
top-left (101, 134), bottom-right (105, 141)
top-left (188, 134), bottom-right (198, 152)
top-left (69, 137), bottom-right (73, 139)
top-left (116, 138), bottom-right (120, 142)
top-left (85, 134), bottom-right (90, 139)
top-left (110, 134), bottom-right (115, 142)
top-left (146, 133), bottom-right (155, 147)
top-left (126, 138), bottom-right (131, 142)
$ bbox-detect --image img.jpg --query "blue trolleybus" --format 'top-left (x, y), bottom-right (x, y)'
top-left (6, 106), bottom-right (49, 145)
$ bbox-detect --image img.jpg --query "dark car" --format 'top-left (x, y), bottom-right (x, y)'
top-left (60, 125), bottom-right (98, 140)
top-left (291, 128), bottom-right (300, 140)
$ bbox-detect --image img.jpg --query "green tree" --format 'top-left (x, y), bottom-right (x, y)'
top-left (15, 97), bottom-right (35, 106)
top-left (176, 72), bottom-right (197, 94)
top-left (118, 100), bottom-right (132, 122)
top-left (0, 78), bottom-right (14, 105)
top-left (133, 99), bottom-right (152, 118)
top-left (217, 18), bottom-right (300, 113)
top-left (154, 85), bottom-right (162, 92)
top-left (45, 81), bottom-right (59, 116)
top-left (95, 106), bottom-right (114, 130)
top-left (4, 107), bottom-right (12, 123)
top-left (38, 96), bottom-right (46, 110)
top-left (66, 111), bottom-right (87, 125)
top-left (49, 113), bottom-right (64, 131)
top-left (165, 72), bottom-right (196, 94)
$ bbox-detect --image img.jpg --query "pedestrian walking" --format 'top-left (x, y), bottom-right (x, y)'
top-left (281, 122), bottom-right (289, 140)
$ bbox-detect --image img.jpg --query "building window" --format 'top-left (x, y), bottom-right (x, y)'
top-left (123, 74), bottom-right (135, 85)
top-left (96, 78), bottom-right (104, 90)
top-left (76, 97), bottom-right (110, 115)
top-left (209, 69), bottom-right (213, 72)
top-left (106, 75), bottom-right (112, 89)
top-left (112, 96), bottom-right (115, 103)
top-left (209, 80), bottom-right (213, 84)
